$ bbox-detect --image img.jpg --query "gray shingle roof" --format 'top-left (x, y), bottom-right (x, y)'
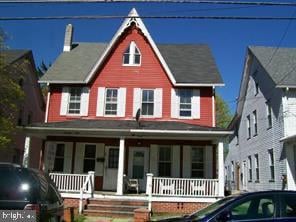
top-left (30, 119), bottom-right (226, 131)
top-left (40, 43), bottom-right (223, 85)
top-left (158, 44), bottom-right (222, 84)
top-left (249, 46), bottom-right (296, 87)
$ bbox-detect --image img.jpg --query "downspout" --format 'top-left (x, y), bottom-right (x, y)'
top-left (212, 86), bottom-right (216, 127)
top-left (45, 83), bottom-right (50, 123)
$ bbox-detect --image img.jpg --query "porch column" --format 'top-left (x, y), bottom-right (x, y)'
top-left (23, 136), bottom-right (31, 168)
top-left (116, 137), bottom-right (125, 195)
top-left (218, 141), bottom-right (224, 197)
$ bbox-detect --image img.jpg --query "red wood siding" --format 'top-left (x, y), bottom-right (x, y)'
top-left (47, 26), bottom-right (213, 127)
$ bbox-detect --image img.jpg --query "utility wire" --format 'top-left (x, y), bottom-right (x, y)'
top-left (2, 15), bottom-right (296, 20)
top-left (0, 0), bottom-right (296, 7)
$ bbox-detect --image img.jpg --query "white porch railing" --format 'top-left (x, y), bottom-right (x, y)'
top-left (151, 177), bottom-right (219, 197)
top-left (49, 171), bottom-right (94, 214)
top-left (49, 172), bottom-right (93, 193)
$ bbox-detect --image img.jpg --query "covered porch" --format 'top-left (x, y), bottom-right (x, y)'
top-left (23, 120), bottom-right (231, 211)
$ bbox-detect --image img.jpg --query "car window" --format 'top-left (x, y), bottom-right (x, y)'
top-left (280, 193), bottom-right (296, 218)
top-left (229, 195), bottom-right (275, 221)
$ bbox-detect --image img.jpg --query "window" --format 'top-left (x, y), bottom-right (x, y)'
top-left (141, 89), bottom-right (154, 116)
top-left (179, 89), bottom-right (192, 117)
top-left (255, 82), bottom-right (259, 96)
top-left (253, 110), bottom-right (258, 136)
top-left (230, 195), bottom-right (275, 220)
top-left (158, 146), bottom-right (171, 177)
top-left (231, 161), bottom-right (234, 182)
top-left (266, 102), bottom-right (272, 128)
top-left (68, 87), bottom-right (82, 114)
top-left (105, 88), bottom-right (118, 115)
top-left (191, 147), bottom-right (204, 178)
top-left (268, 149), bottom-right (275, 181)
top-left (255, 154), bottom-right (259, 182)
top-left (108, 148), bottom-right (119, 169)
top-left (83, 144), bottom-right (96, 173)
top-left (247, 115), bottom-right (251, 139)
top-left (17, 109), bottom-right (23, 126)
top-left (280, 193), bottom-right (296, 217)
top-left (248, 156), bottom-right (252, 182)
top-left (123, 41), bottom-right (141, 65)
top-left (53, 144), bottom-right (65, 172)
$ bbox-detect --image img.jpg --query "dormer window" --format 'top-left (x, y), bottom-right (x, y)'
top-left (123, 41), bottom-right (141, 66)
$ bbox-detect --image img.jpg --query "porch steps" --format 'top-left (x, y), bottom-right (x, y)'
top-left (83, 198), bottom-right (148, 217)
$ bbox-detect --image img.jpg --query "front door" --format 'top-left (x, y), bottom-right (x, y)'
top-left (103, 146), bottom-right (119, 191)
top-left (128, 147), bottom-right (149, 191)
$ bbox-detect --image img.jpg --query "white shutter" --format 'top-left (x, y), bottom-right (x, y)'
top-left (96, 87), bottom-right (105, 116)
top-left (117, 88), bottom-right (126, 117)
top-left (60, 87), bottom-right (69, 115)
top-left (192, 89), bottom-right (200, 119)
top-left (150, 145), bottom-right (158, 176)
top-left (80, 87), bottom-right (89, 116)
top-left (172, 145), bottom-right (180, 177)
top-left (171, 88), bottom-right (179, 118)
top-left (63, 143), bottom-right (73, 173)
top-left (154, 88), bottom-right (163, 118)
top-left (133, 88), bottom-right (141, 117)
top-left (74, 143), bottom-right (85, 174)
top-left (205, 146), bottom-right (213, 178)
top-left (182, 145), bottom-right (191, 178)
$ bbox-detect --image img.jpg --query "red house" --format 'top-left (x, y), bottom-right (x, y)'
top-left (25, 8), bottom-right (231, 215)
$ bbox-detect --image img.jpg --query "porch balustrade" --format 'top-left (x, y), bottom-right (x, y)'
top-left (49, 172), bottom-right (93, 193)
top-left (151, 177), bottom-right (219, 197)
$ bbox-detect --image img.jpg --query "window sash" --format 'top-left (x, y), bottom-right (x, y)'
top-left (141, 90), bottom-right (154, 116)
top-left (255, 154), bottom-right (259, 181)
top-left (266, 103), bottom-right (272, 128)
top-left (268, 150), bottom-right (275, 180)
top-left (68, 88), bottom-right (82, 114)
top-left (248, 156), bottom-right (252, 181)
top-left (179, 89), bottom-right (192, 117)
top-left (247, 115), bottom-right (251, 139)
top-left (108, 148), bottom-right (119, 169)
top-left (123, 42), bottom-right (141, 65)
top-left (191, 147), bottom-right (204, 178)
top-left (253, 111), bottom-right (258, 136)
top-left (105, 89), bottom-right (118, 115)
top-left (83, 145), bottom-right (96, 173)
top-left (53, 144), bottom-right (65, 172)
top-left (158, 146), bottom-right (171, 177)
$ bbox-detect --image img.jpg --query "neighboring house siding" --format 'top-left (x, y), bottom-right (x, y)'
top-left (226, 55), bottom-right (286, 191)
top-left (46, 27), bottom-right (214, 127)
top-left (283, 89), bottom-right (296, 137)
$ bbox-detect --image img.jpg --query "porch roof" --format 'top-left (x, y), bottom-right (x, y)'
top-left (23, 119), bottom-right (232, 140)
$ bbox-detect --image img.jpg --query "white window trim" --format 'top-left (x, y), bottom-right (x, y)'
top-left (266, 102), bottom-right (272, 128)
top-left (248, 156), bottom-right (252, 181)
top-left (122, 41), bottom-right (141, 66)
top-left (268, 149), bottom-right (275, 180)
top-left (253, 110), bottom-right (258, 136)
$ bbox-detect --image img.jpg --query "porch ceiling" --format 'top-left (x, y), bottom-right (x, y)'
top-left (22, 119), bottom-right (232, 141)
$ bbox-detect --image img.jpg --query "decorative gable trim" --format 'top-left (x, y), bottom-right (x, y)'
top-left (84, 8), bottom-right (177, 86)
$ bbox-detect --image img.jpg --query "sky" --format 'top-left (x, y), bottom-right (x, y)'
top-left (1, 1), bottom-right (296, 113)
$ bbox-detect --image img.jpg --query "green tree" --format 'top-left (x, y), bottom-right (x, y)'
top-left (0, 29), bottom-right (24, 149)
top-left (215, 93), bottom-right (232, 128)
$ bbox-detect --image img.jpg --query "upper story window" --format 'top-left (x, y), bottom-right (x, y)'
top-left (60, 86), bottom-right (89, 116)
top-left (97, 87), bottom-right (126, 117)
top-left (123, 41), bottom-right (141, 66)
top-left (254, 81), bottom-right (259, 96)
top-left (141, 89), bottom-right (154, 116)
top-left (268, 149), bottom-right (275, 181)
top-left (105, 88), bottom-right (118, 116)
top-left (179, 89), bottom-right (192, 117)
top-left (253, 110), bottom-right (258, 136)
top-left (133, 88), bottom-right (162, 118)
top-left (68, 87), bottom-right (82, 114)
top-left (83, 144), bottom-right (96, 173)
top-left (53, 144), bottom-right (65, 172)
top-left (266, 102), bottom-right (272, 129)
top-left (171, 88), bottom-right (200, 119)
top-left (247, 115), bottom-right (251, 139)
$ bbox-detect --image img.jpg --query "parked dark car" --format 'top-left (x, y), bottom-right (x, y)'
top-left (157, 190), bottom-right (296, 222)
top-left (0, 163), bottom-right (64, 221)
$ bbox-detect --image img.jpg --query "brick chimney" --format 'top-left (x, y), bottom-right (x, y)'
top-left (63, 24), bottom-right (73, 52)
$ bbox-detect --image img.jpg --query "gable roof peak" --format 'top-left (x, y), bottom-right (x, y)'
top-left (128, 8), bottom-right (139, 17)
